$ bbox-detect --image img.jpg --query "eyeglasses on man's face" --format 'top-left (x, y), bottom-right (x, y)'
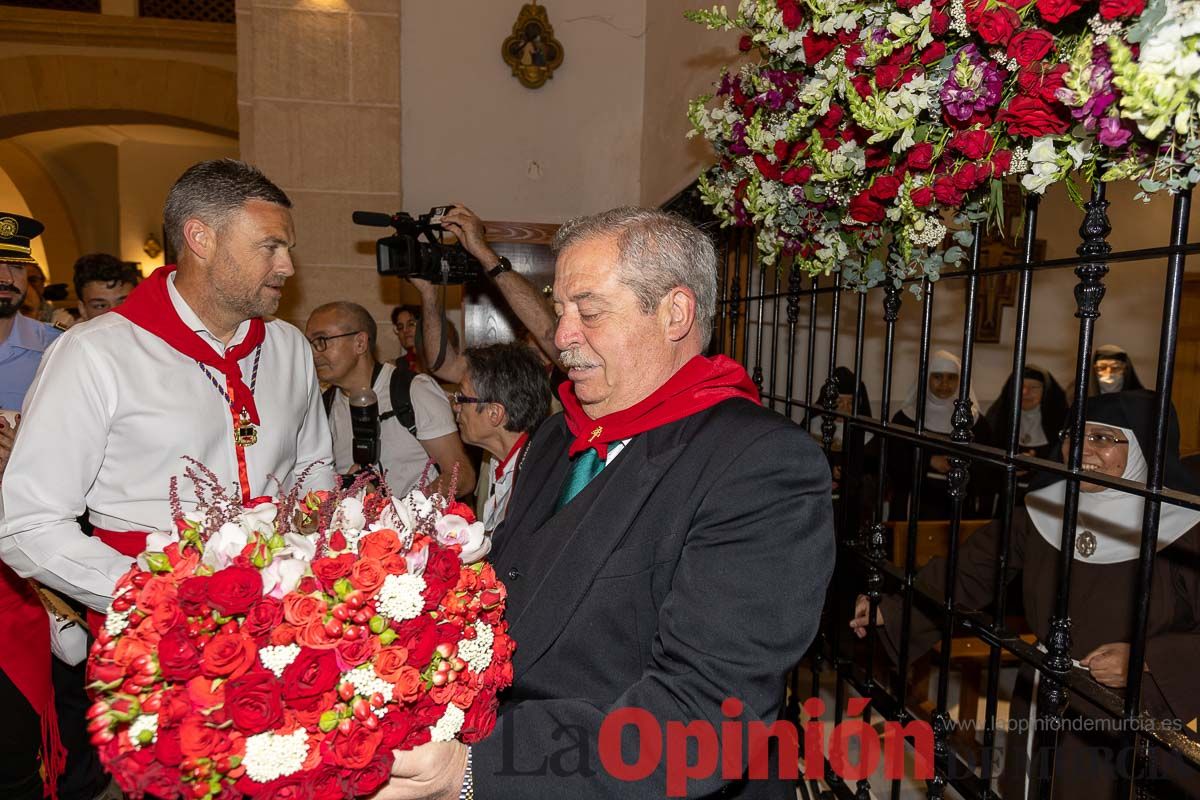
top-left (449, 391), bottom-right (490, 406)
top-left (307, 331), bottom-right (361, 352)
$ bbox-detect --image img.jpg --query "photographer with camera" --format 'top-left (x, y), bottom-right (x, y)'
top-left (409, 204), bottom-right (560, 382)
top-left (305, 301), bottom-right (475, 497)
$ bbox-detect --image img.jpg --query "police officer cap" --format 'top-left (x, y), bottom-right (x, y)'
top-left (0, 212), bottom-right (44, 265)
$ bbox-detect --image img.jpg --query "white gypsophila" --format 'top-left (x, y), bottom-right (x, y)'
top-left (104, 594), bottom-right (132, 638)
top-left (1087, 13), bottom-right (1123, 38)
top-left (430, 704), bottom-right (465, 743)
top-left (128, 713), bottom-right (158, 746)
top-left (458, 622), bottom-right (495, 674)
top-left (242, 729), bottom-right (309, 784)
top-left (344, 665), bottom-right (397, 704)
top-left (909, 216), bottom-right (948, 247)
top-left (377, 573), bottom-right (426, 622)
top-left (258, 644), bottom-right (302, 679)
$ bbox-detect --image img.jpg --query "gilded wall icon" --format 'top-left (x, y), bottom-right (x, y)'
top-left (501, 3), bottom-right (564, 89)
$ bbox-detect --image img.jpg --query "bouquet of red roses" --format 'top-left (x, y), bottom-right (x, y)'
top-left (85, 471), bottom-right (513, 800)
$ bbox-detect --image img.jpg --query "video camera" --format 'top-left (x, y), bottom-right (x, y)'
top-left (352, 206), bottom-right (481, 285)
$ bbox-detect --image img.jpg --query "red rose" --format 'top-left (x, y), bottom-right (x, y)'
top-left (296, 617), bottom-right (341, 650)
top-left (282, 648), bottom-right (340, 703)
top-left (907, 142), bottom-right (936, 171)
top-left (963, 0), bottom-right (987, 23)
top-left (201, 632), bottom-right (256, 679)
top-left (177, 575), bottom-right (210, 615)
top-left (802, 31), bottom-right (837, 65)
top-left (738, 34), bottom-right (753, 52)
top-left (850, 74), bottom-right (873, 99)
top-left (329, 725), bottom-right (384, 770)
top-left (309, 766), bottom-right (351, 800)
top-left (874, 64), bottom-right (902, 90)
top-left (224, 670), bottom-right (284, 734)
top-left (869, 175), bottom-right (901, 201)
top-left (777, 0), bottom-right (804, 30)
top-left (1036, 0), bottom-right (1082, 23)
top-left (179, 717), bottom-right (222, 759)
top-left (781, 165), bottom-right (813, 185)
top-left (910, 186), bottom-right (935, 207)
top-left (865, 145), bottom-right (891, 170)
top-left (1007, 29), bottom-right (1055, 67)
top-left (991, 149), bottom-right (1013, 176)
top-left (312, 554), bottom-right (355, 589)
top-left (460, 696), bottom-right (499, 745)
top-left (976, 6), bottom-right (1021, 45)
top-left (844, 43), bottom-right (865, 66)
top-left (950, 129), bottom-right (994, 160)
top-left (848, 192), bottom-right (886, 224)
top-left (752, 153), bottom-right (782, 181)
top-left (930, 10), bottom-right (951, 34)
top-left (153, 724), bottom-right (183, 767)
top-left (336, 635), bottom-right (380, 668)
top-left (243, 596), bottom-right (284, 639)
top-left (1017, 62), bottom-right (1069, 102)
top-left (919, 42), bottom-right (947, 65)
top-left (158, 628), bottom-right (202, 681)
top-left (952, 162), bottom-right (989, 191)
top-left (1100, 0), bottom-right (1145, 17)
top-left (351, 754), bottom-right (394, 797)
top-left (393, 665), bottom-right (425, 702)
top-left (932, 177), bottom-right (964, 206)
top-left (1001, 96), bottom-right (1069, 137)
top-left (207, 565), bottom-right (262, 616)
top-left (138, 762), bottom-right (182, 799)
top-left (422, 548), bottom-right (462, 607)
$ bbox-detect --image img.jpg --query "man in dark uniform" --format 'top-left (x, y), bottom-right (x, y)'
top-left (379, 207), bottom-right (835, 799)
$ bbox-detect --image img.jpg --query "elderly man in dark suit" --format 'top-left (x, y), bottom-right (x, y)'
top-left (380, 207), bottom-right (835, 799)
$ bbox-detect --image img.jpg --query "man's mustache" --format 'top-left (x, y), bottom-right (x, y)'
top-left (559, 350), bottom-right (599, 369)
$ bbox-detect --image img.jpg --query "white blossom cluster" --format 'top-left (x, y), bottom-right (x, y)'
top-left (458, 622), bottom-right (495, 675)
top-left (128, 713), bottom-right (158, 746)
top-left (909, 216), bottom-right (948, 247)
top-left (344, 665), bottom-right (396, 710)
top-left (258, 644), bottom-right (302, 679)
top-left (242, 729), bottom-right (309, 784)
top-left (1087, 13), bottom-right (1124, 38)
top-left (377, 573), bottom-right (426, 622)
top-left (429, 704), bottom-right (465, 743)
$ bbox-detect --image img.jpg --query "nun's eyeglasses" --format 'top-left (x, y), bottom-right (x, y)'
top-left (1059, 430), bottom-right (1129, 452)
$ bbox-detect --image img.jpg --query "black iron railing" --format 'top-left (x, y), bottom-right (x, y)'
top-left (667, 180), bottom-right (1200, 798)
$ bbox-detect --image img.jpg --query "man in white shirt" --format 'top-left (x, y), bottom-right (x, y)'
top-left (451, 343), bottom-right (550, 532)
top-left (0, 159), bottom-right (335, 614)
top-left (305, 301), bottom-right (474, 497)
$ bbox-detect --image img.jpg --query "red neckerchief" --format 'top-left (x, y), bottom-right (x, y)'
top-left (116, 266), bottom-right (266, 424)
top-left (494, 432), bottom-right (530, 481)
top-left (559, 354), bottom-right (760, 459)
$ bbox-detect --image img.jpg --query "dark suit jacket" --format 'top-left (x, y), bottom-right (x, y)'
top-left (473, 399), bottom-right (835, 798)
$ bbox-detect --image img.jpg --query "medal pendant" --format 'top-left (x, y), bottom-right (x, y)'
top-left (1076, 530), bottom-right (1097, 558)
top-left (235, 412), bottom-right (258, 447)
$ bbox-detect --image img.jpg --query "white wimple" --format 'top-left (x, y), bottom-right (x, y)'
top-left (430, 704), bottom-right (465, 742)
top-left (242, 728), bottom-right (309, 784)
top-left (377, 573), bottom-right (425, 622)
top-left (457, 621), bottom-right (494, 675)
top-left (258, 644), bottom-right (302, 679)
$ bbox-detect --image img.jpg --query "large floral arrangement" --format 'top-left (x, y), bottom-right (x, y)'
top-left (85, 469), bottom-right (512, 800)
top-left (688, 0), bottom-right (1200, 289)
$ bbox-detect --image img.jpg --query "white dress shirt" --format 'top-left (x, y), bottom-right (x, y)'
top-left (0, 274), bottom-right (335, 611)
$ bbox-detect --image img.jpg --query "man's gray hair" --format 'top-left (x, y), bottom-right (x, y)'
top-left (163, 159), bottom-right (291, 257)
top-left (551, 207), bottom-right (717, 348)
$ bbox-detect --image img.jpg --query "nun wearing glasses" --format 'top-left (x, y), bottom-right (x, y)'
top-left (852, 390), bottom-right (1200, 799)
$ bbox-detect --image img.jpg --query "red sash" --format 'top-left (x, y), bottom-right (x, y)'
top-left (0, 564), bottom-right (65, 798)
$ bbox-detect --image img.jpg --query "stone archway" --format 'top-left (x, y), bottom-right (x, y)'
top-left (0, 54), bottom-right (237, 140)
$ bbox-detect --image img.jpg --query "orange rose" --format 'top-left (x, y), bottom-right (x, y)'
top-left (186, 676), bottom-right (226, 713)
top-left (136, 576), bottom-right (177, 613)
top-left (283, 593), bottom-right (326, 626)
top-left (429, 684), bottom-right (455, 705)
top-left (372, 646), bottom-right (411, 682)
top-left (200, 633), bottom-right (257, 679)
top-left (349, 559), bottom-right (386, 595)
top-left (295, 617), bottom-right (340, 650)
top-left (359, 529), bottom-right (401, 560)
top-left (269, 624), bottom-right (298, 646)
top-left (112, 635), bottom-right (151, 668)
top-left (392, 665), bottom-right (424, 702)
top-left (381, 554), bottom-right (408, 575)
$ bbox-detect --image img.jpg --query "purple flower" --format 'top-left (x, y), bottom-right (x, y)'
top-left (1098, 116), bottom-right (1134, 148)
top-left (940, 45), bottom-right (1003, 121)
top-left (1058, 45), bottom-right (1118, 130)
top-left (729, 121), bottom-right (750, 156)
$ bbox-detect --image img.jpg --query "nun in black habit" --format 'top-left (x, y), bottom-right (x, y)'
top-left (984, 365), bottom-right (1070, 502)
top-left (853, 391), bottom-right (1200, 798)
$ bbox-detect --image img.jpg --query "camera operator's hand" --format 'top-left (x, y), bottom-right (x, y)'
top-left (438, 204), bottom-right (500, 270)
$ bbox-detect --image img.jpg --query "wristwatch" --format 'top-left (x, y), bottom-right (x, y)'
top-left (486, 256), bottom-right (513, 279)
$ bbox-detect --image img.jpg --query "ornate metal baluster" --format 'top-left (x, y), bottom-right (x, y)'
top-left (784, 265), bottom-right (804, 421)
top-left (929, 221), bottom-right (983, 798)
top-left (820, 273), bottom-right (843, 452)
top-left (1034, 182), bottom-right (1111, 800)
top-left (752, 238), bottom-right (768, 391)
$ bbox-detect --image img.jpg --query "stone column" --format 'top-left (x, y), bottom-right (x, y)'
top-left (236, 0), bottom-right (402, 333)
